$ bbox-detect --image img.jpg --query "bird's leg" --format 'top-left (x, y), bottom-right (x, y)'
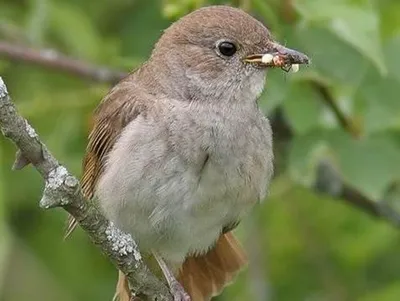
top-left (153, 251), bottom-right (191, 301)
top-left (112, 270), bottom-right (132, 301)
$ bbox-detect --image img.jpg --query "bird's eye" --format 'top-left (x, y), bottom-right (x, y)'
top-left (217, 41), bottom-right (237, 57)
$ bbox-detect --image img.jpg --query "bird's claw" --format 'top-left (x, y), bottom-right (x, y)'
top-left (170, 280), bottom-right (191, 301)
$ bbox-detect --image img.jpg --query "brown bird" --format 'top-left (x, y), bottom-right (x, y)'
top-left (66, 5), bottom-right (309, 301)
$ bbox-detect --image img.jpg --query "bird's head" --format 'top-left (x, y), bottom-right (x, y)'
top-left (150, 5), bottom-right (310, 102)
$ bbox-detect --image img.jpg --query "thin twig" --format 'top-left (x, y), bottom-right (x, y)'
top-left (311, 81), bottom-right (361, 138)
top-left (271, 109), bottom-right (400, 229)
top-left (341, 184), bottom-right (400, 227)
top-left (281, 0), bottom-right (296, 23)
top-left (0, 77), bottom-right (171, 301)
top-left (315, 160), bottom-right (400, 228)
top-left (0, 41), bottom-right (127, 84)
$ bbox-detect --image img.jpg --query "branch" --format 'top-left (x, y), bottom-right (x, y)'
top-left (281, 0), bottom-right (296, 23)
top-left (311, 81), bottom-right (361, 138)
top-left (315, 161), bottom-right (400, 228)
top-left (0, 77), bottom-right (171, 301)
top-left (306, 83), bottom-right (400, 227)
top-left (271, 109), bottom-right (400, 229)
top-left (0, 41), bottom-right (127, 84)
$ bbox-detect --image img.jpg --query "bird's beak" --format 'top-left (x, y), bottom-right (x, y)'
top-left (244, 42), bottom-right (310, 72)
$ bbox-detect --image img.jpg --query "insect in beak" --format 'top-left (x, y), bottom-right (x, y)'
top-left (244, 43), bottom-right (310, 73)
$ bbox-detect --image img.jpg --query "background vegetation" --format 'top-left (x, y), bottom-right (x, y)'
top-left (1, 0), bottom-right (400, 300)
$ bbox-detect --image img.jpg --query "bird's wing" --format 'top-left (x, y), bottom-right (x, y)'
top-left (64, 77), bottom-right (146, 238)
top-left (222, 220), bottom-right (241, 234)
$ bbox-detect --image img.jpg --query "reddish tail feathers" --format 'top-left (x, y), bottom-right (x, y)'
top-left (114, 232), bottom-right (247, 301)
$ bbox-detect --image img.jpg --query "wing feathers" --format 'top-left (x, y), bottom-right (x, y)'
top-left (64, 77), bottom-right (146, 238)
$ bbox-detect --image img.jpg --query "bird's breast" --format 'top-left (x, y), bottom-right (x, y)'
top-left (176, 106), bottom-right (273, 253)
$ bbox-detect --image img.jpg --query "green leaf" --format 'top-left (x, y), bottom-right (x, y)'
top-left (380, 1), bottom-right (400, 39)
top-left (294, 0), bottom-right (387, 74)
top-left (355, 66), bottom-right (400, 133)
top-left (384, 35), bottom-right (400, 82)
top-left (49, 2), bottom-right (102, 59)
top-left (120, 0), bottom-right (170, 58)
top-left (265, 179), bottom-right (394, 301)
top-left (328, 132), bottom-right (400, 199)
top-left (162, 0), bottom-right (206, 19)
top-left (296, 26), bottom-right (369, 86)
top-left (282, 81), bottom-right (322, 134)
top-left (359, 281), bottom-right (400, 301)
top-left (289, 129), bottom-right (400, 199)
top-left (252, 0), bottom-right (281, 33)
top-left (259, 71), bottom-right (290, 114)
top-left (288, 128), bottom-right (331, 185)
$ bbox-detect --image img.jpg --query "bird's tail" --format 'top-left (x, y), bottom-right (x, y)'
top-left (177, 232), bottom-right (248, 301)
top-left (113, 232), bottom-right (247, 301)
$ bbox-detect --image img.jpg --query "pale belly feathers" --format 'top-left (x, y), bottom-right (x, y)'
top-left (95, 103), bottom-right (273, 264)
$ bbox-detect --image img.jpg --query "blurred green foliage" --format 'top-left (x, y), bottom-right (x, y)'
top-left (1, 0), bottom-right (400, 300)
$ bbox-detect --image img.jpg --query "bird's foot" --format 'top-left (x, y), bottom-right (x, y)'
top-left (152, 251), bottom-right (191, 301)
top-left (170, 280), bottom-right (191, 301)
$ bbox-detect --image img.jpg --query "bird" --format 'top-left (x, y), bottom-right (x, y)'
top-left (65, 5), bottom-right (309, 301)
